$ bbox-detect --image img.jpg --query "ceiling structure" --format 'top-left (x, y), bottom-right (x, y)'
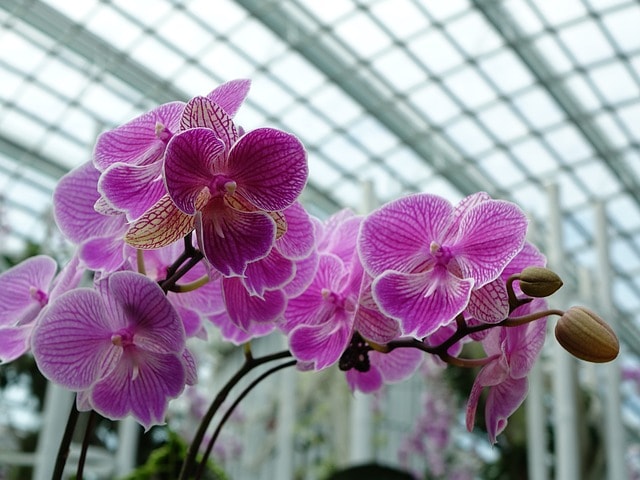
top-left (1, 0), bottom-right (640, 346)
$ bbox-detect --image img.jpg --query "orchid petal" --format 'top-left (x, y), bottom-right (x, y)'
top-left (289, 318), bottom-right (352, 370)
top-left (485, 377), bottom-right (528, 444)
top-left (93, 101), bottom-right (184, 170)
top-left (467, 279), bottom-right (509, 324)
top-left (242, 248), bottom-right (295, 297)
top-left (80, 235), bottom-right (127, 273)
top-left (373, 268), bottom-right (473, 338)
top-left (125, 195), bottom-right (196, 249)
top-left (197, 198), bottom-right (276, 277)
top-left (206, 79), bottom-right (251, 117)
top-left (372, 348), bottom-right (423, 383)
top-left (228, 128), bottom-right (308, 211)
top-left (90, 349), bottom-right (185, 430)
top-left (98, 162), bottom-right (165, 219)
top-left (31, 288), bottom-right (122, 390)
top-left (222, 277), bottom-right (286, 330)
top-left (164, 128), bottom-right (225, 215)
top-left (452, 200), bottom-right (528, 286)
top-left (359, 194), bottom-right (452, 276)
top-left (345, 366), bottom-right (383, 393)
top-left (282, 251), bottom-right (319, 299)
top-left (180, 97), bottom-right (238, 149)
top-left (276, 202), bottom-right (316, 260)
top-left (0, 325), bottom-right (34, 363)
top-left (208, 311), bottom-right (276, 345)
top-left (54, 161), bottom-right (127, 244)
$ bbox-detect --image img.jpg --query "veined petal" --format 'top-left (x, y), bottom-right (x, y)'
top-left (0, 324), bottom-right (34, 363)
top-left (485, 377), bottom-right (528, 444)
top-left (206, 79), bottom-right (251, 117)
top-left (222, 277), bottom-right (286, 331)
top-left (0, 255), bottom-right (57, 327)
top-left (276, 202), bottom-right (316, 260)
top-left (54, 161), bottom-right (127, 244)
top-left (107, 272), bottom-right (185, 353)
top-left (93, 101), bottom-right (185, 170)
top-left (80, 235), bottom-right (128, 273)
top-left (467, 279), bottom-right (509, 324)
top-left (98, 162), bottom-right (165, 220)
top-left (359, 193), bottom-right (453, 276)
top-left (180, 97), bottom-right (238, 149)
top-left (345, 366), bottom-right (383, 394)
top-left (125, 194), bottom-right (196, 249)
top-left (289, 317), bottom-right (352, 370)
top-left (453, 200), bottom-right (528, 286)
top-left (228, 128), bottom-right (308, 211)
top-left (208, 310), bottom-right (276, 345)
top-left (197, 198), bottom-right (276, 277)
top-left (242, 248), bottom-right (295, 297)
top-left (282, 251), bottom-right (319, 299)
top-left (164, 128), bottom-right (225, 215)
top-left (31, 288), bottom-right (122, 390)
top-left (90, 349), bottom-right (186, 430)
top-left (372, 348), bottom-right (423, 383)
top-left (372, 268), bottom-right (473, 338)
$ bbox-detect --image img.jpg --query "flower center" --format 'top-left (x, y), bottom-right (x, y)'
top-left (111, 329), bottom-right (135, 348)
top-left (209, 175), bottom-right (237, 198)
top-left (429, 241), bottom-right (453, 266)
top-left (321, 288), bottom-right (357, 314)
top-left (29, 286), bottom-right (48, 307)
top-left (154, 121), bottom-right (173, 143)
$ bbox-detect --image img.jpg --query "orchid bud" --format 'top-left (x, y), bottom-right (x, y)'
top-left (554, 306), bottom-right (619, 363)
top-left (518, 267), bottom-right (563, 298)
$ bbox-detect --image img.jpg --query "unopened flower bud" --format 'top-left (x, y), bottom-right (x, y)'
top-left (554, 306), bottom-right (619, 363)
top-left (518, 267), bottom-right (563, 298)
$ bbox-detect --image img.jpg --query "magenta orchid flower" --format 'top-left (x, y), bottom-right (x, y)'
top-left (162, 121), bottom-right (307, 276)
top-left (31, 271), bottom-right (194, 430)
top-left (281, 211), bottom-right (363, 370)
top-left (358, 192), bottom-right (528, 338)
top-left (465, 298), bottom-right (547, 443)
top-left (0, 255), bottom-right (82, 363)
top-left (94, 80), bottom-right (251, 220)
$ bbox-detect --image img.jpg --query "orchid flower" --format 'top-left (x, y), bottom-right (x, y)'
top-left (358, 192), bottom-right (528, 338)
top-left (31, 271), bottom-right (195, 430)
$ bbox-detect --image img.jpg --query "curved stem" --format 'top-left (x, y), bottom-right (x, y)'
top-left (178, 350), bottom-right (293, 480)
top-left (76, 410), bottom-right (97, 480)
top-left (172, 274), bottom-right (210, 293)
top-left (52, 397), bottom-right (79, 480)
top-left (161, 251), bottom-right (204, 293)
top-left (195, 360), bottom-right (297, 480)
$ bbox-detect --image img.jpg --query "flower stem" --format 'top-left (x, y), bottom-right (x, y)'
top-left (194, 359), bottom-right (297, 480)
top-left (76, 410), bottom-right (97, 480)
top-left (178, 350), bottom-right (293, 480)
top-left (52, 397), bottom-right (79, 480)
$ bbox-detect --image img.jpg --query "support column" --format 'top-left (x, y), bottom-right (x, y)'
top-left (547, 184), bottom-right (580, 480)
top-left (595, 201), bottom-right (627, 480)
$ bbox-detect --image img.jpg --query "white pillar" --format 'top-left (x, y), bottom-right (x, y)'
top-left (595, 201), bottom-right (627, 480)
top-left (33, 383), bottom-right (74, 480)
top-left (525, 217), bottom-right (548, 480)
top-left (275, 365), bottom-right (296, 479)
top-left (115, 417), bottom-right (140, 476)
top-left (547, 183), bottom-right (580, 480)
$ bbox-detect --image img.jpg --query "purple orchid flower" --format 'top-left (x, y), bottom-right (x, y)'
top-left (161, 121), bottom-right (307, 276)
top-left (465, 298), bottom-right (547, 443)
top-left (358, 192), bottom-right (528, 338)
top-left (0, 255), bottom-right (82, 363)
top-left (281, 211), bottom-right (363, 370)
top-left (31, 271), bottom-right (194, 430)
top-left (95, 80), bottom-right (251, 220)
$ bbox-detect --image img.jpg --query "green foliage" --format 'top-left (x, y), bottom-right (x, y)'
top-left (120, 430), bottom-right (228, 480)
